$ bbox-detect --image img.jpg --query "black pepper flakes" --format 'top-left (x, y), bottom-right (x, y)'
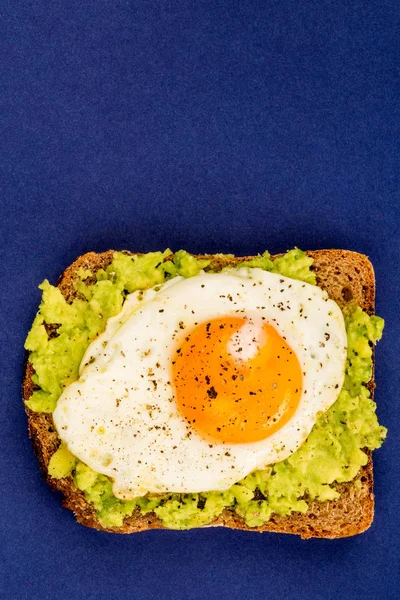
top-left (207, 386), bottom-right (218, 399)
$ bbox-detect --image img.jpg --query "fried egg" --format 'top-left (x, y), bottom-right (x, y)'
top-left (53, 268), bottom-right (347, 499)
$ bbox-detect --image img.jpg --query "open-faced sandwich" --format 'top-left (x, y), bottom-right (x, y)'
top-left (23, 248), bottom-right (386, 538)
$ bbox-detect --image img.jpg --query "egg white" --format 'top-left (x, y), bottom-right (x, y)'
top-left (53, 268), bottom-right (347, 499)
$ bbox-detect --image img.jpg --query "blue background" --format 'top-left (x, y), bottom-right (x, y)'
top-left (1, 1), bottom-right (399, 598)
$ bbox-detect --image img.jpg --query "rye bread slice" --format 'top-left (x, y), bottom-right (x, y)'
top-left (23, 249), bottom-right (377, 538)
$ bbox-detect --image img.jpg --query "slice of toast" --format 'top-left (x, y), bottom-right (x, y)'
top-left (23, 249), bottom-right (377, 538)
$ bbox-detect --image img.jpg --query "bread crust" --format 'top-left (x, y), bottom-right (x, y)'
top-left (22, 249), bottom-right (376, 538)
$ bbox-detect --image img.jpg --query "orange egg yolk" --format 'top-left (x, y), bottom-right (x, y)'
top-left (172, 317), bottom-right (302, 444)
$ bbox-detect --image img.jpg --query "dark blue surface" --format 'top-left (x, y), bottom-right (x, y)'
top-left (1, 1), bottom-right (399, 598)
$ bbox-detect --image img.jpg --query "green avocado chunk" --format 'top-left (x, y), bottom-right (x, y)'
top-left (24, 249), bottom-right (386, 529)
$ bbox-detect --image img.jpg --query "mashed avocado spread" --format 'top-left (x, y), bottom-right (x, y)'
top-left (25, 249), bottom-right (386, 529)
